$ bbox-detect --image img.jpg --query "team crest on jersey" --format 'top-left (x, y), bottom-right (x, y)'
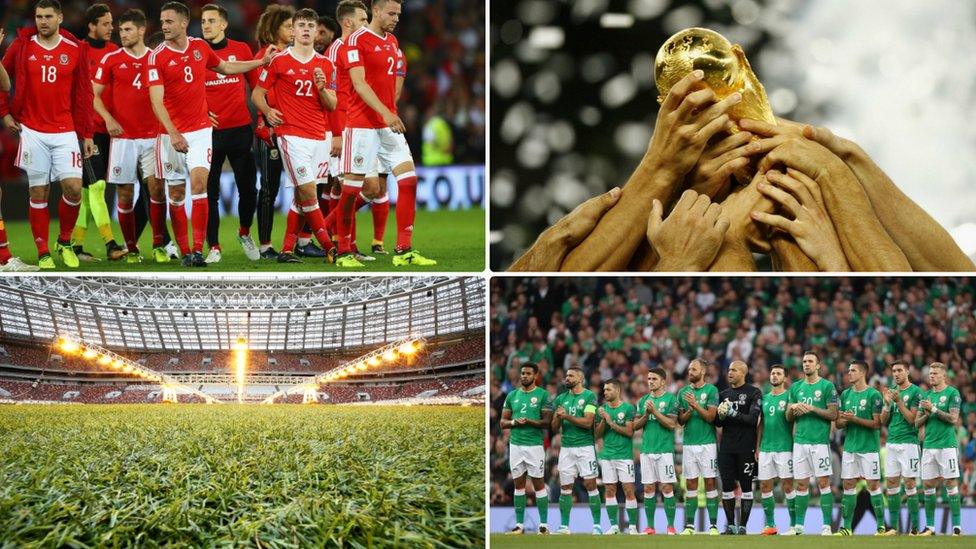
top-left (21, 152), bottom-right (30, 165)
top-left (859, 399), bottom-right (866, 406)
top-left (903, 395), bottom-right (910, 402)
top-left (164, 162), bottom-right (173, 173)
top-left (354, 155), bottom-right (364, 167)
top-left (939, 395), bottom-right (946, 403)
top-left (270, 149), bottom-right (279, 160)
top-left (193, 50), bottom-right (202, 61)
top-left (814, 390), bottom-right (822, 398)
top-left (659, 401), bottom-right (666, 409)
top-left (530, 397), bottom-right (538, 404)
top-left (577, 399), bottom-right (585, 406)
top-left (297, 166), bottom-right (308, 178)
top-left (617, 412), bottom-right (624, 420)
top-left (779, 401), bottom-right (786, 409)
top-left (699, 393), bottom-right (706, 401)
top-left (59, 54), bottom-right (68, 65)
top-left (113, 166), bottom-right (122, 176)
top-left (228, 55), bottom-right (236, 61)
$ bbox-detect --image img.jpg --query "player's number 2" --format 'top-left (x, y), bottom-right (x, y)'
top-left (40, 65), bottom-right (57, 83)
top-left (386, 57), bottom-right (395, 76)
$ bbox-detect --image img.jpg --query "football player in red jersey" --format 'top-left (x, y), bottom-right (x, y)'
top-left (93, 8), bottom-right (162, 265)
top-left (0, 29), bottom-right (40, 272)
top-left (74, 3), bottom-right (126, 262)
top-left (343, 0), bottom-right (435, 266)
top-left (250, 5), bottom-right (294, 260)
top-left (147, 1), bottom-right (277, 268)
top-left (200, 3), bottom-right (259, 265)
top-left (0, 0), bottom-right (96, 270)
top-left (252, 8), bottom-right (338, 265)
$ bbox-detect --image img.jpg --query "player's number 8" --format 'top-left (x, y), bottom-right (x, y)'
top-left (184, 66), bottom-right (193, 83)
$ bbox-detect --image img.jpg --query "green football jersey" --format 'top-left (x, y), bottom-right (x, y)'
top-left (677, 383), bottom-right (718, 445)
top-left (637, 391), bottom-right (679, 454)
top-left (553, 388), bottom-right (598, 448)
top-left (503, 386), bottom-right (551, 446)
top-left (886, 383), bottom-right (922, 444)
top-left (760, 389), bottom-right (792, 452)
top-left (788, 377), bottom-right (838, 445)
top-left (597, 401), bottom-right (635, 460)
top-left (840, 386), bottom-right (883, 453)
top-left (921, 385), bottom-right (961, 449)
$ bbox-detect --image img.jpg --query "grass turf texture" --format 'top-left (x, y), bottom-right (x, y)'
top-left (2, 208), bottom-right (485, 271)
top-left (489, 535), bottom-right (976, 548)
top-left (0, 404), bottom-right (485, 547)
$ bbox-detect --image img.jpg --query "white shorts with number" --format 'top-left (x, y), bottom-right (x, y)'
top-left (278, 132), bottom-right (331, 187)
top-left (107, 137), bottom-right (156, 183)
top-left (600, 459), bottom-right (635, 484)
top-left (920, 447), bottom-right (959, 480)
top-left (156, 127), bottom-right (212, 183)
top-left (343, 126), bottom-right (412, 176)
top-left (758, 451), bottom-right (794, 480)
top-left (841, 451), bottom-right (881, 480)
top-left (509, 444), bottom-right (545, 479)
top-left (885, 443), bottom-right (920, 478)
top-left (558, 446), bottom-right (599, 485)
top-left (793, 443), bottom-right (832, 479)
top-left (640, 452), bottom-right (677, 484)
top-left (15, 125), bottom-right (83, 186)
top-left (682, 443), bottom-right (718, 479)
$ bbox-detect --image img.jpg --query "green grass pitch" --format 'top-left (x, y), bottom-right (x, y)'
top-left (2, 208), bottom-right (484, 271)
top-left (489, 534), bottom-right (975, 548)
top-left (0, 404), bottom-right (485, 547)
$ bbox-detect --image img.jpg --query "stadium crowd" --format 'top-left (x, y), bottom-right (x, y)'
top-left (489, 277), bottom-right (976, 506)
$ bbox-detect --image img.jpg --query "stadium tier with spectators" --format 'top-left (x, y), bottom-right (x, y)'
top-left (490, 277), bottom-right (976, 506)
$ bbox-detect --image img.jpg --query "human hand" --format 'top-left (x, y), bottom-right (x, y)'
top-left (686, 130), bottom-right (754, 199)
top-left (645, 70), bottom-right (741, 183)
top-left (331, 134), bottom-right (342, 157)
top-left (920, 400), bottom-right (933, 412)
top-left (264, 108), bottom-right (284, 127)
top-left (383, 111), bottom-right (405, 133)
top-left (682, 392), bottom-right (697, 406)
top-left (262, 45), bottom-right (280, 65)
top-left (840, 411), bottom-right (855, 420)
top-left (509, 187), bottom-right (622, 271)
top-left (646, 189), bottom-right (729, 271)
top-left (83, 138), bottom-right (96, 159)
top-left (882, 387), bottom-right (894, 404)
top-left (169, 131), bottom-right (188, 153)
top-left (515, 417), bottom-right (528, 426)
top-left (3, 114), bottom-right (21, 133)
top-left (106, 117), bottom-right (124, 137)
top-left (752, 169), bottom-right (849, 271)
top-left (599, 408), bottom-right (610, 421)
top-left (314, 67), bottom-right (327, 90)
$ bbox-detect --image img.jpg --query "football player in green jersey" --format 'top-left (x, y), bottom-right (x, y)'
top-left (501, 363), bottom-right (553, 534)
top-left (835, 360), bottom-right (885, 536)
top-left (914, 362), bottom-right (963, 536)
top-left (634, 367), bottom-right (679, 535)
top-left (757, 364), bottom-right (797, 535)
top-left (677, 359), bottom-right (720, 535)
top-left (785, 350), bottom-right (839, 536)
top-left (595, 379), bottom-right (638, 535)
top-left (550, 365), bottom-right (602, 534)
top-left (878, 361), bottom-right (922, 535)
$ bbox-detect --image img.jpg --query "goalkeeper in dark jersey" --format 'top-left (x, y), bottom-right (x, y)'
top-left (714, 360), bottom-right (762, 534)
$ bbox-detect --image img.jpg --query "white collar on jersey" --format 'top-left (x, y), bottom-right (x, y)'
top-left (31, 34), bottom-right (63, 51)
top-left (287, 47), bottom-right (317, 64)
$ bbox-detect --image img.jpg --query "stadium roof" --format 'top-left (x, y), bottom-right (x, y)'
top-left (0, 276), bottom-right (485, 352)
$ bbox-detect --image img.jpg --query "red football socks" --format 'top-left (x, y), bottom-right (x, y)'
top-left (395, 171), bottom-right (417, 250)
top-left (28, 198), bottom-right (50, 255)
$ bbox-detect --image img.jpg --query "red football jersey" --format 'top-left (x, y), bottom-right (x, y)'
top-left (146, 37), bottom-right (221, 133)
top-left (345, 27), bottom-right (400, 129)
top-left (325, 37), bottom-right (350, 131)
top-left (94, 48), bottom-right (158, 139)
top-left (255, 48), bottom-right (334, 140)
top-left (87, 39), bottom-right (118, 134)
top-left (15, 35), bottom-right (84, 133)
top-left (394, 46), bottom-right (406, 115)
top-left (204, 39), bottom-right (254, 130)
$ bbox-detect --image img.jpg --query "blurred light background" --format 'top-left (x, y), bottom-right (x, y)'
top-left (489, 0), bottom-right (976, 270)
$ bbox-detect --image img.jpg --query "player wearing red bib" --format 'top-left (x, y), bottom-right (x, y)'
top-left (92, 8), bottom-right (161, 264)
top-left (342, 0), bottom-right (435, 266)
top-left (252, 8), bottom-right (338, 265)
top-left (0, 0), bottom-right (96, 270)
top-left (74, 3), bottom-right (125, 262)
top-left (200, 3), bottom-right (259, 264)
top-left (147, 1), bottom-right (277, 268)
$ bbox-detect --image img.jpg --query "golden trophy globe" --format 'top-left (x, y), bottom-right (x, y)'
top-left (654, 27), bottom-right (776, 130)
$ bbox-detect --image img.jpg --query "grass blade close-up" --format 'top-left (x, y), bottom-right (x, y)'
top-left (0, 404), bottom-right (485, 547)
